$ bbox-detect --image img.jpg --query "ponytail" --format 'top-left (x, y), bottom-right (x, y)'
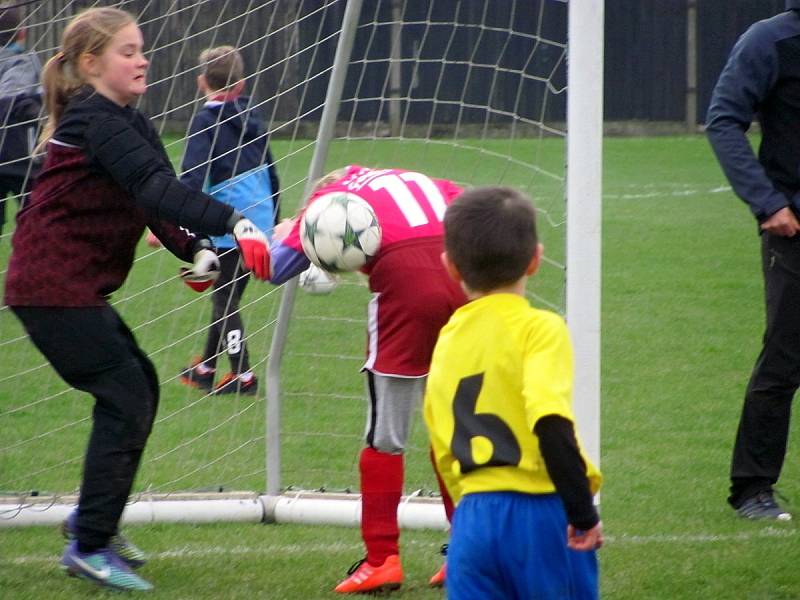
top-left (36, 51), bottom-right (84, 153)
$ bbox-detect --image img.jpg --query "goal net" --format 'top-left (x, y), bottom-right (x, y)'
top-left (0, 0), bottom-right (601, 526)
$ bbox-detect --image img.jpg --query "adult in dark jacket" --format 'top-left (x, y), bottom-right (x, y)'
top-left (3, 8), bottom-right (269, 592)
top-left (706, 0), bottom-right (800, 521)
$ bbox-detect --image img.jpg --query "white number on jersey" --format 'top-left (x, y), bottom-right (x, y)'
top-left (367, 172), bottom-right (447, 227)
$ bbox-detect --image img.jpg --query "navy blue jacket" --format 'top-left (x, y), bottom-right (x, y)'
top-left (706, 9), bottom-right (800, 221)
top-left (181, 96), bottom-right (279, 248)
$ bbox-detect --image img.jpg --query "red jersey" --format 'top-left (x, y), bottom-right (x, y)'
top-left (269, 166), bottom-right (467, 376)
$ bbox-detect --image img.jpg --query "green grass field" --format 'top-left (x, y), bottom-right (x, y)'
top-left (2, 135), bottom-right (800, 598)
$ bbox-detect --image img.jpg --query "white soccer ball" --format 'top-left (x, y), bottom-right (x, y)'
top-left (300, 191), bottom-right (382, 272)
top-left (298, 264), bottom-right (339, 295)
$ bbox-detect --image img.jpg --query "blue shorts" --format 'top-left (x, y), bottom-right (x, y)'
top-left (447, 492), bottom-right (598, 600)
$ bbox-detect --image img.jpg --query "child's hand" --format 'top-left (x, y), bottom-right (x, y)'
top-left (567, 522), bottom-right (603, 552)
top-left (145, 229), bottom-right (162, 247)
top-left (233, 218), bottom-right (271, 280)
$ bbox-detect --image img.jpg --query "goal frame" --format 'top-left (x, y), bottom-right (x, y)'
top-left (263, 0), bottom-right (604, 524)
top-left (0, 0), bottom-right (603, 529)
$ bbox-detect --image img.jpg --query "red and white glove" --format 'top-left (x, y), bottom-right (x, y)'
top-left (233, 218), bottom-right (271, 280)
top-left (179, 248), bottom-right (220, 292)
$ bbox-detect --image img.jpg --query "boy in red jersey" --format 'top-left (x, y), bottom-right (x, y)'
top-left (268, 166), bottom-right (466, 593)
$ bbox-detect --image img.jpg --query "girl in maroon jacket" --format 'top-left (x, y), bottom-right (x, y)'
top-left (3, 7), bottom-right (269, 592)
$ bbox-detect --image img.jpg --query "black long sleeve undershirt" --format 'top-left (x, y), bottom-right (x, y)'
top-left (534, 414), bottom-right (599, 531)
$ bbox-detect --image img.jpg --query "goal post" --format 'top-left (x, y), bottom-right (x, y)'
top-left (567, 0), bottom-right (604, 468)
top-left (266, 0), bottom-right (366, 498)
top-left (0, 0), bottom-right (603, 529)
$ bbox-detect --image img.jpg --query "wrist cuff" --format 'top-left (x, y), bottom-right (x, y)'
top-left (226, 211), bottom-right (245, 232)
top-left (192, 237), bottom-right (215, 254)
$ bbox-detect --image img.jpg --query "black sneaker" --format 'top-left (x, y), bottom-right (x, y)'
top-left (736, 491), bottom-right (792, 521)
top-left (212, 373), bottom-right (258, 396)
top-left (179, 358), bottom-right (215, 391)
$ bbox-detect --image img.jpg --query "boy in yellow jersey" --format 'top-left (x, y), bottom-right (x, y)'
top-left (424, 186), bottom-right (603, 599)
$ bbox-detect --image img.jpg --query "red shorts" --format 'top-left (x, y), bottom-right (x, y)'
top-left (363, 237), bottom-right (466, 377)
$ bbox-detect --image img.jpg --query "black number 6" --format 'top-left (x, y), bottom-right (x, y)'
top-left (451, 373), bottom-right (522, 473)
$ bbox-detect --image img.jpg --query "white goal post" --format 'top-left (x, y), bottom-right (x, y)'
top-left (567, 0), bottom-right (603, 473)
top-left (0, 0), bottom-right (602, 528)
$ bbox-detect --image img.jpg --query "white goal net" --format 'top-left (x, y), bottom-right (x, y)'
top-left (0, 0), bottom-right (601, 526)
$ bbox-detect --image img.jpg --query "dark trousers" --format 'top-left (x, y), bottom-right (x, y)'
top-left (729, 233), bottom-right (800, 507)
top-left (202, 249), bottom-right (251, 373)
top-left (11, 305), bottom-right (159, 549)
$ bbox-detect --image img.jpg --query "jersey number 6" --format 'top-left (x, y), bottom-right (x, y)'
top-left (451, 373), bottom-right (522, 474)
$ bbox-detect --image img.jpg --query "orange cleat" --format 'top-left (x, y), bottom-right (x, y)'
top-left (429, 562), bottom-right (446, 588)
top-left (334, 555), bottom-right (403, 594)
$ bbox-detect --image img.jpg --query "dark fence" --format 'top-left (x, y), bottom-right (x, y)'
top-left (606, 0), bottom-right (786, 126)
top-left (12, 0), bottom-right (791, 135)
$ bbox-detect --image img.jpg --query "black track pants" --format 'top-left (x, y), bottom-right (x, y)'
top-left (12, 305), bottom-right (159, 549)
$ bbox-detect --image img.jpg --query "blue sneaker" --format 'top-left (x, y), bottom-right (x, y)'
top-left (62, 511), bottom-right (147, 569)
top-left (61, 540), bottom-right (153, 592)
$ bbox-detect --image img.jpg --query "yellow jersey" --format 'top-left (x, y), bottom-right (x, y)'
top-left (424, 293), bottom-right (601, 504)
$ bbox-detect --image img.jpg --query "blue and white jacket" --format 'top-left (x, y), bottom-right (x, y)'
top-left (180, 95), bottom-right (279, 248)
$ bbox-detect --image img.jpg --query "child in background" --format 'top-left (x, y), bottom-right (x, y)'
top-left (3, 8), bottom-right (269, 592)
top-left (424, 186), bottom-right (603, 599)
top-left (0, 1), bottom-right (42, 236)
top-left (178, 45), bottom-right (279, 396)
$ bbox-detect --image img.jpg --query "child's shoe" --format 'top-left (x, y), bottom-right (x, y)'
top-left (429, 563), bottom-right (446, 587)
top-left (212, 372), bottom-right (258, 396)
top-left (428, 543), bottom-right (447, 587)
top-left (333, 555), bottom-right (403, 594)
top-left (62, 511), bottom-right (147, 569)
top-left (179, 358), bottom-right (215, 391)
top-left (61, 540), bottom-right (153, 592)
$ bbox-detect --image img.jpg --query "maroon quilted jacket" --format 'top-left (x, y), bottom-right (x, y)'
top-left (4, 88), bottom-right (240, 307)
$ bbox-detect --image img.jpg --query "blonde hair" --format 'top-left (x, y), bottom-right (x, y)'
top-left (37, 7), bottom-right (136, 151)
top-left (199, 46), bottom-right (243, 91)
top-left (312, 168), bottom-right (347, 194)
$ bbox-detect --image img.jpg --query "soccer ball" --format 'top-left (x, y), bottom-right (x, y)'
top-left (300, 192), bottom-right (382, 272)
top-left (298, 264), bottom-right (339, 295)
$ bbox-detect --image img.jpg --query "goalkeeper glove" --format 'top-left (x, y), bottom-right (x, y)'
top-left (179, 248), bottom-right (220, 292)
top-left (233, 218), bottom-right (271, 280)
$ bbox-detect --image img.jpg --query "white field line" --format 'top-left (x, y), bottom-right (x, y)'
top-left (604, 185), bottom-right (731, 200)
top-left (4, 541), bottom-right (362, 565)
top-left (608, 526), bottom-right (797, 544)
top-left (4, 527), bottom-right (797, 565)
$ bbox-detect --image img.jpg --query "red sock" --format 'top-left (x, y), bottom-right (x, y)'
top-left (430, 447), bottom-right (455, 523)
top-left (360, 447), bottom-right (403, 566)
